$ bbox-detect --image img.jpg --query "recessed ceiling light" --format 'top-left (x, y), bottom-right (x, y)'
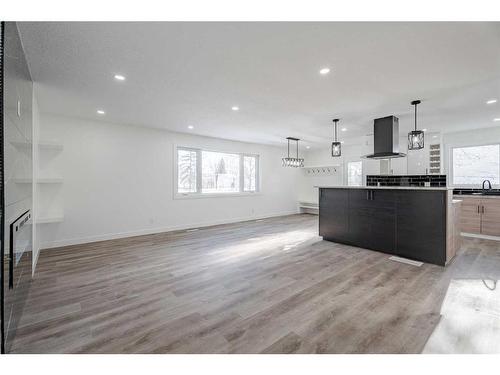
top-left (422, 128), bottom-right (427, 132)
top-left (188, 125), bottom-right (194, 129)
top-left (114, 74), bottom-right (126, 81)
top-left (97, 110), bottom-right (105, 115)
top-left (487, 99), bottom-right (497, 104)
top-left (341, 141), bottom-right (345, 144)
top-left (341, 127), bottom-right (347, 132)
top-left (433, 135), bottom-right (438, 138)
top-left (231, 106), bottom-right (239, 111)
top-left (494, 118), bottom-right (500, 122)
top-left (306, 146), bottom-right (310, 149)
top-left (319, 68), bottom-right (330, 75)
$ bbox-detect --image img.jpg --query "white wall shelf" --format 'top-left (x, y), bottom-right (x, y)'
top-left (14, 177), bottom-right (64, 184)
top-left (298, 201), bottom-right (319, 215)
top-left (37, 215), bottom-right (64, 224)
top-left (11, 140), bottom-right (64, 152)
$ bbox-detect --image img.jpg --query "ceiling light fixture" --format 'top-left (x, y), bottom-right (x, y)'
top-left (97, 110), bottom-right (105, 115)
top-left (422, 128), bottom-right (427, 132)
top-left (494, 118), bottom-right (500, 122)
top-left (341, 127), bottom-right (347, 132)
top-left (408, 100), bottom-right (424, 150)
top-left (319, 68), bottom-right (330, 75)
top-left (487, 99), bottom-right (497, 104)
top-left (114, 74), bottom-right (126, 81)
top-left (188, 125), bottom-right (194, 129)
top-left (331, 119), bottom-right (342, 157)
top-left (282, 137), bottom-right (304, 168)
top-left (306, 146), bottom-right (310, 149)
top-left (231, 106), bottom-right (239, 111)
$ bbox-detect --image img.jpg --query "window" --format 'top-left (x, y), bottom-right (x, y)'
top-left (452, 144), bottom-right (500, 186)
top-left (243, 156), bottom-right (256, 192)
top-left (177, 149), bottom-right (197, 193)
top-left (202, 151), bottom-right (240, 193)
top-left (176, 147), bottom-right (259, 196)
top-left (347, 161), bottom-right (363, 186)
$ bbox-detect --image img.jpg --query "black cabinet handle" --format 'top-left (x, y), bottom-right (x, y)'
top-left (482, 206), bottom-right (485, 214)
top-left (477, 205), bottom-right (480, 214)
top-left (371, 190), bottom-right (375, 200)
top-left (367, 191), bottom-right (370, 200)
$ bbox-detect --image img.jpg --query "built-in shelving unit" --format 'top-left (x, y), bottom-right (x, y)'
top-left (36, 139), bottom-right (65, 227)
top-left (429, 143), bottom-right (441, 174)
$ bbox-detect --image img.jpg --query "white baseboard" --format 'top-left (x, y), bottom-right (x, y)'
top-left (40, 210), bottom-right (300, 250)
top-left (461, 232), bottom-right (500, 241)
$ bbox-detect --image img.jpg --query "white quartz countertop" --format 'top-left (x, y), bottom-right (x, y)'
top-left (315, 185), bottom-right (452, 191)
top-left (453, 193), bottom-right (500, 199)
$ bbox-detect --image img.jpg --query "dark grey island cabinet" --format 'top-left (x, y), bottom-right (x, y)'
top-left (318, 187), bottom-right (458, 266)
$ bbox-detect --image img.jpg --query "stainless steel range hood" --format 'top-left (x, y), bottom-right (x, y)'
top-left (362, 115), bottom-right (406, 159)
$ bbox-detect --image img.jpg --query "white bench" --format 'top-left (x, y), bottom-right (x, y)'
top-left (298, 201), bottom-right (319, 215)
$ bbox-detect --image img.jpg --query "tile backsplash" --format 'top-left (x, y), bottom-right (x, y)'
top-left (366, 175), bottom-right (447, 187)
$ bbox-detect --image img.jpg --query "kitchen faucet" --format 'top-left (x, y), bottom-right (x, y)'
top-left (482, 179), bottom-right (492, 191)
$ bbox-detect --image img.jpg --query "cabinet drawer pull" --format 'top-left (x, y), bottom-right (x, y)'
top-left (478, 205), bottom-right (480, 214)
top-left (482, 206), bottom-right (485, 214)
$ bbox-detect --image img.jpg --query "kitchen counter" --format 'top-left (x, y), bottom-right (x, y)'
top-left (315, 185), bottom-right (451, 191)
top-left (318, 186), bottom-right (458, 266)
top-left (453, 194), bottom-right (500, 199)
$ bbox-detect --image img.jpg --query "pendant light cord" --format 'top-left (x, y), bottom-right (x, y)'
top-left (287, 138), bottom-right (290, 158)
top-left (414, 102), bottom-right (417, 131)
top-left (333, 119), bottom-right (339, 142)
top-left (296, 139), bottom-right (299, 159)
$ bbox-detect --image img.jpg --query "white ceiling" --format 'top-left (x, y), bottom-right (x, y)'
top-left (18, 22), bottom-right (500, 148)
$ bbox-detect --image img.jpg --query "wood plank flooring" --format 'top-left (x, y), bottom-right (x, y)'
top-left (9, 214), bottom-right (500, 353)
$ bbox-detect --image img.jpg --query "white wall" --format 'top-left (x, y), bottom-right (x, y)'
top-left (37, 113), bottom-right (300, 249)
top-left (297, 138), bottom-right (380, 203)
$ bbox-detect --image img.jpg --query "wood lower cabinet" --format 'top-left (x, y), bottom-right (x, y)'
top-left (458, 197), bottom-right (481, 234)
top-left (480, 198), bottom-right (500, 236)
top-left (455, 196), bottom-right (500, 236)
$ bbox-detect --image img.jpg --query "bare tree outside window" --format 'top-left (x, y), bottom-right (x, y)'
top-left (202, 151), bottom-right (240, 193)
top-left (177, 149), bottom-right (197, 193)
top-left (244, 156), bottom-right (256, 191)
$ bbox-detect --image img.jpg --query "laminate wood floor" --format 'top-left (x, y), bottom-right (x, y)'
top-left (9, 214), bottom-right (500, 353)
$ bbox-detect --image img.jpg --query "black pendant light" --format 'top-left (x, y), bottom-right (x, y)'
top-left (282, 137), bottom-right (304, 168)
top-left (408, 100), bottom-right (424, 150)
top-left (331, 119), bottom-right (341, 157)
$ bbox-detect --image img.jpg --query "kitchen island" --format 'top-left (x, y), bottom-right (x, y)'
top-left (317, 186), bottom-right (461, 266)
